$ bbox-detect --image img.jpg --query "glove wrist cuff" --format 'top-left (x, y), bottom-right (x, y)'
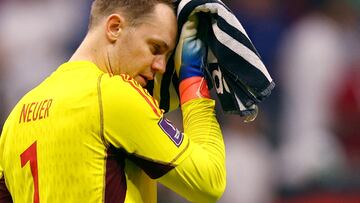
top-left (179, 76), bottom-right (210, 105)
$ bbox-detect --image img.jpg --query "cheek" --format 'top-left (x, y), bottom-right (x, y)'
top-left (134, 57), bottom-right (154, 73)
top-left (116, 34), bottom-right (154, 74)
top-left (130, 47), bottom-right (154, 68)
top-left (123, 40), bottom-right (148, 62)
top-left (123, 55), bottom-right (153, 76)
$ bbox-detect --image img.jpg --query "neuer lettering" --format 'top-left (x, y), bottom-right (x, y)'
top-left (19, 99), bottom-right (53, 123)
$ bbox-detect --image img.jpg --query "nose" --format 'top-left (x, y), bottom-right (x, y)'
top-left (151, 55), bottom-right (166, 74)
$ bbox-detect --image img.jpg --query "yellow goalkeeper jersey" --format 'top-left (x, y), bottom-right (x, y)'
top-left (0, 61), bottom-right (226, 203)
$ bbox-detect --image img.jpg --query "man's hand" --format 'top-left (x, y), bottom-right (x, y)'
top-left (175, 15), bottom-right (205, 80)
top-left (175, 15), bottom-right (210, 105)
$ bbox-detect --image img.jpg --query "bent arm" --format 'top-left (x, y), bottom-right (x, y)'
top-left (100, 75), bottom-right (226, 202)
top-left (159, 98), bottom-right (226, 203)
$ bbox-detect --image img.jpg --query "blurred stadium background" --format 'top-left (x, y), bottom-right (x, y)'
top-left (0, 0), bottom-right (359, 202)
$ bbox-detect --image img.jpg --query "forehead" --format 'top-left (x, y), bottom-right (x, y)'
top-left (137, 4), bottom-right (178, 49)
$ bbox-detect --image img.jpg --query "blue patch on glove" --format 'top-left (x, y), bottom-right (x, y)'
top-left (179, 37), bottom-right (206, 81)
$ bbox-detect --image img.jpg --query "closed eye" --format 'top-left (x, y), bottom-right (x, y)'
top-left (151, 44), bottom-right (162, 55)
top-left (148, 39), bottom-right (170, 56)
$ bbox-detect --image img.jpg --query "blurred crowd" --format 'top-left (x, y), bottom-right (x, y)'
top-left (0, 0), bottom-right (359, 202)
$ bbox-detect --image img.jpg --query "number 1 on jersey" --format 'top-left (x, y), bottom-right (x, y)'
top-left (21, 141), bottom-right (40, 203)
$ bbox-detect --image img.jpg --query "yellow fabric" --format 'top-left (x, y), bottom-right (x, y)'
top-left (100, 73), bottom-right (190, 164)
top-left (159, 98), bottom-right (226, 203)
top-left (0, 61), bottom-right (226, 203)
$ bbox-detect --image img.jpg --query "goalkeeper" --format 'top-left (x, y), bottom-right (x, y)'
top-left (0, 0), bottom-right (226, 203)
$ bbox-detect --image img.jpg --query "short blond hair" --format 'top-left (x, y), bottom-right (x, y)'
top-left (89, 0), bottom-right (175, 29)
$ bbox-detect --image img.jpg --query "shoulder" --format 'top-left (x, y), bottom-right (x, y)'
top-left (99, 74), bottom-right (163, 118)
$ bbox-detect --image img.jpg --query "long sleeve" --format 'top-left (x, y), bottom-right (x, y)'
top-left (159, 98), bottom-right (226, 203)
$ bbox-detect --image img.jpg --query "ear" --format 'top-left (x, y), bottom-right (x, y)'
top-left (105, 14), bottom-right (126, 43)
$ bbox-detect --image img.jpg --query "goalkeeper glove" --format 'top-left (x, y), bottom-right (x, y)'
top-left (175, 15), bottom-right (210, 105)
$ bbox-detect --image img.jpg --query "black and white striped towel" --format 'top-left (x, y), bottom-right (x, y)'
top-left (146, 0), bottom-right (275, 121)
